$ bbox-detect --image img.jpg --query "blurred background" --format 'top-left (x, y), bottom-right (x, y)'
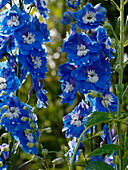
top-left (2, 0), bottom-right (127, 169)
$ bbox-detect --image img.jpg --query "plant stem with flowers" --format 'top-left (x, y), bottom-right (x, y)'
top-left (59, 0), bottom-right (128, 169)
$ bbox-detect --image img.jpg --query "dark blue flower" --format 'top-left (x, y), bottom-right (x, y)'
top-left (71, 60), bottom-right (111, 94)
top-left (62, 102), bottom-right (92, 138)
top-left (0, 0), bottom-right (9, 10)
top-left (34, 0), bottom-right (49, 19)
top-left (62, 32), bottom-right (101, 66)
top-left (100, 125), bottom-right (118, 146)
top-left (0, 65), bottom-right (20, 99)
top-left (0, 96), bottom-right (40, 154)
top-left (14, 22), bottom-right (44, 55)
top-left (32, 77), bottom-right (48, 108)
top-left (19, 48), bottom-right (48, 78)
top-left (0, 5), bottom-right (30, 35)
top-left (66, 0), bottom-right (81, 9)
top-left (58, 63), bottom-right (78, 105)
top-left (72, 3), bottom-right (107, 30)
top-left (94, 90), bottom-right (118, 112)
top-left (32, 16), bottom-right (50, 42)
top-left (60, 10), bottom-right (73, 25)
top-left (24, 0), bottom-right (34, 4)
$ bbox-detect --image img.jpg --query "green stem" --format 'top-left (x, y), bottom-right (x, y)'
top-left (117, 0), bottom-right (125, 169)
top-left (69, 126), bottom-right (91, 170)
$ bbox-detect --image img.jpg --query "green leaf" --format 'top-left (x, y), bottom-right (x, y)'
top-left (85, 111), bottom-right (112, 128)
top-left (88, 144), bottom-right (122, 157)
top-left (85, 161), bottom-right (115, 170)
top-left (124, 40), bottom-right (128, 47)
top-left (75, 160), bottom-right (88, 167)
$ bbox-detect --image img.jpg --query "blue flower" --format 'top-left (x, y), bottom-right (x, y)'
top-left (24, 0), bottom-right (34, 4)
top-left (34, 0), bottom-right (49, 19)
top-left (0, 65), bottom-right (20, 99)
top-left (0, 0), bottom-right (9, 9)
top-left (62, 32), bottom-right (101, 66)
top-left (0, 143), bottom-right (9, 160)
top-left (32, 77), bottom-right (48, 108)
top-left (0, 5), bottom-right (30, 35)
top-left (62, 102), bottom-right (92, 138)
top-left (0, 96), bottom-right (40, 154)
top-left (93, 90), bottom-right (118, 112)
top-left (60, 10), bottom-right (73, 25)
top-left (32, 16), bottom-right (50, 42)
top-left (65, 138), bottom-right (81, 162)
top-left (19, 48), bottom-right (48, 78)
top-left (71, 60), bottom-right (111, 94)
top-left (14, 22), bottom-right (44, 55)
top-left (66, 0), bottom-right (81, 9)
top-left (100, 125), bottom-right (118, 146)
top-left (72, 3), bottom-right (107, 30)
top-left (58, 63), bottom-right (78, 105)
top-left (90, 26), bottom-right (115, 59)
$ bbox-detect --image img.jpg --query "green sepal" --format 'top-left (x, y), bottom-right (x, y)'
top-left (87, 144), bottom-right (122, 158)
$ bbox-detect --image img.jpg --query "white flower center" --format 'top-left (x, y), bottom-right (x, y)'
top-left (71, 113), bottom-right (82, 127)
top-left (87, 70), bottom-right (99, 83)
top-left (82, 12), bottom-right (96, 24)
top-left (64, 81), bottom-right (74, 93)
top-left (7, 16), bottom-right (20, 27)
top-left (25, 133), bottom-right (34, 142)
top-left (6, 107), bottom-right (20, 119)
top-left (104, 39), bottom-right (111, 50)
top-left (22, 32), bottom-right (35, 44)
top-left (101, 94), bottom-right (114, 108)
top-left (0, 77), bottom-right (7, 90)
top-left (77, 44), bottom-right (89, 56)
top-left (31, 56), bottom-right (42, 69)
top-left (68, 0), bottom-right (77, 5)
top-left (40, 0), bottom-right (47, 8)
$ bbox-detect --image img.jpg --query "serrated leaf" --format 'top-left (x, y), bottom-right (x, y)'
top-left (88, 144), bottom-right (121, 157)
top-left (85, 161), bottom-right (115, 170)
top-left (85, 111), bottom-right (111, 128)
top-left (124, 40), bottom-right (128, 47)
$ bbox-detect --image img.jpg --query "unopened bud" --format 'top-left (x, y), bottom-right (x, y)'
top-left (30, 122), bottom-right (36, 128)
top-left (1, 105), bottom-right (9, 109)
top-left (24, 129), bottom-right (32, 134)
top-left (88, 90), bottom-right (103, 98)
top-left (1, 133), bottom-right (10, 139)
top-left (42, 149), bottom-right (48, 156)
top-left (21, 116), bottom-right (28, 121)
top-left (0, 161), bottom-right (3, 167)
top-left (42, 127), bottom-right (52, 133)
top-left (27, 142), bottom-right (34, 148)
top-left (52, 158), bottom-right (64, 165)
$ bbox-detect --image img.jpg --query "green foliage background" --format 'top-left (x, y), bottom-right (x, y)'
top-left (5, 0), bottom-right (127, 169)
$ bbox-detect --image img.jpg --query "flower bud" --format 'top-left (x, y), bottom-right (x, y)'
top-left (0, 161), bottom-right (3, 167)
top-left (21, 116), bottom-right (28, 121)
top-left (42, 127), bottom-right (52, 133)
top-left (1, 105), bottom-right (9, 109)
top-left (30, 122), bottom-right (36, 128)
top-left (42, 149), bottom-right (48, 156)
top-left (1, 133), bottom-right (10, 139)
top-left (52, 158), bottom-right (64, 165)
top-left (88, 90), bottom-right (103, 98)
top-left (27, 142), bottom-right (34, 148)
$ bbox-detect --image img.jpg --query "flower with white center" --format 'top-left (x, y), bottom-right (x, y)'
top-left (77, 44), bottom-right (89, 56)
top-left (82, 11), bottom-right (96, 24)
top-left (87, 70), bottom-right (99, 83)
top-left (6, 107), bottom-right (20, 119)
top-left (64, 81), bottom-right (74, 93)
top-left (7, 15), bottom-right (20, 27)
top-left (22, 32), bottom-right (35, 44)
top-left (70, 113), bottom-right (82, 127)
top-left (25, 133), bottom-right (34, 142)
top-left (0, 77), bottom-right (7, 90)
top-left (101, 94), bottom-right (114, 108)
top-left (31, 56), bottom-right (42, 69)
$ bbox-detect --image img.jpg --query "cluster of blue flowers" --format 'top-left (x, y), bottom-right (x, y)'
top-left (0, 0), bottom-right (50, 168)
top-left (59, 0), bottom-right (118, 166)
